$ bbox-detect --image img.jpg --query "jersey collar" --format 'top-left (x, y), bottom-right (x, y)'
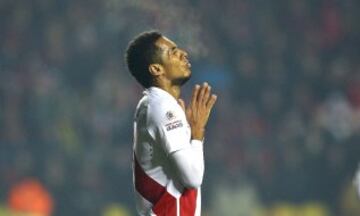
top-left (145, 86), bottom-right (178, 103)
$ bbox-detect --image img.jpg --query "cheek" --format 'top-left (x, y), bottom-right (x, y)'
top-left (167, 61), bottom-right (182, 73)
top-left (163, 59), bottom-right (188, 77)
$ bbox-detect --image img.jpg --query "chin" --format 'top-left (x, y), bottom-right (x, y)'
top-left (173, 73), bottom-right (191, 86)
top-left (184, 70), bottom-right (191, 78)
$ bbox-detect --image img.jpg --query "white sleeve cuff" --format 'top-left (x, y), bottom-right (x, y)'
top-left (191, 139), bottom-right (203, 146)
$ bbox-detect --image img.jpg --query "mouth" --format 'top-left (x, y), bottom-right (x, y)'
top-left (183, 58), bottom-right (191, 68)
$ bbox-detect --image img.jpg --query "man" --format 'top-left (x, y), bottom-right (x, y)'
top-left (125, 31), bottom-right (217, 216)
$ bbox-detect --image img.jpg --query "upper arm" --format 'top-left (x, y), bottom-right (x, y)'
top-left (147, 101), bottom-right (191, 155)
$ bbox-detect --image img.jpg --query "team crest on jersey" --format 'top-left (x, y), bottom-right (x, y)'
top-left (166, 111), bottom-right (176, 121)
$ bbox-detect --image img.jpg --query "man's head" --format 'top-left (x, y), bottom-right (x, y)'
top-left (125, 31), bottom-right (191, 88)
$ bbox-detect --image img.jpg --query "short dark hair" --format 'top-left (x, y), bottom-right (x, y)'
top-left (125, 31), bottom-right (163, 88)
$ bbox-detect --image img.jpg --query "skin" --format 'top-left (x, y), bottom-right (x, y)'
top-left (149, 36), bottom-right (217, 140)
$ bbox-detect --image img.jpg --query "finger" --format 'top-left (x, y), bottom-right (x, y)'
top-left (202, 84), bottom-right (211, 105)
top-left (197, 82), bottom-right (208, 103)
top-left (177, 98), bottom-right (185, 111)
top-left (206, 94), bottom-right (217, 109)
top-left (191, 84), bottom-right (200, 107)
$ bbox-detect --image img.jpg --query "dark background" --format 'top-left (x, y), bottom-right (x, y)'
top-left (0, 0), bottom-right (360, 215)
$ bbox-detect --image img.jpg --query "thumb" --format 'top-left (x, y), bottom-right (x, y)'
top-left (177, 98), bottom-right (185, 111)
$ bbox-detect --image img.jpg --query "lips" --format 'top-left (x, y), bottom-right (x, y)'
top-left (183, 58), bottom-right (191, 68)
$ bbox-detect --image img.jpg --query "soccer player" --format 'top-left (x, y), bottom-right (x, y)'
top-left (125, 31), bottom-right (217, 216)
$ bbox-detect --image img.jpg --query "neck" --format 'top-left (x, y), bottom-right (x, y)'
top-left (154, 83), bottom-right (181, 99)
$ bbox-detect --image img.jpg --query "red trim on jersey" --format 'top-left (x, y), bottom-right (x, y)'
top-left (180, 189), bottom-right (197, 216)
top-left (134, 153), bottom-right (177, 215)
top-left (134, 154), bottom-right (165, 204)
top-left (152, 192), bottom-right (177, 216)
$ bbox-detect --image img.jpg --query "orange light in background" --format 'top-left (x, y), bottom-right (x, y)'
top-left (7, 178), bottom-right (54, 216)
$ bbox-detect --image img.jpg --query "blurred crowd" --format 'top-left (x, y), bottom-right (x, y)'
top-left (0, 0), bottom-right (360, 215)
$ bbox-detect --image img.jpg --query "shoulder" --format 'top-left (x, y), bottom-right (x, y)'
top-left (134, 95), bottom-right (149, 119)
top-left (146, 94), bottom-right (185, 127)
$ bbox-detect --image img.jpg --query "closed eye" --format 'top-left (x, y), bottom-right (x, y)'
top-left (170, 46), bottom-right (177, 54)
top-left (167, 46), bottom-right (179, 58)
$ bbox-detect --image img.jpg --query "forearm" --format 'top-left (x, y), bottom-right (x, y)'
top-left (169, 140), bottom-right (204, 188)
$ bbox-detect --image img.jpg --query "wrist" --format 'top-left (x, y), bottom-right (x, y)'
top-left (191, 128), bottom-right (205, 140)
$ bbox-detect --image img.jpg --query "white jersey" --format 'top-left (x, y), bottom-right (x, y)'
top-left (133, 87), bottom-right (203, 216)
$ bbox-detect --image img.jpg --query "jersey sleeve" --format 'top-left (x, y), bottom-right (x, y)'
top-left (147, 101), bottom-right (191, 155)
top-left (170, 140), bottom-right (204, 188)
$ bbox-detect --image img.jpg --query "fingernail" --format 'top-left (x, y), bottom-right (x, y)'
top-left (195, 84), bottom-right (200, 88)
top-left (203, 82), bottom-right (208, 86)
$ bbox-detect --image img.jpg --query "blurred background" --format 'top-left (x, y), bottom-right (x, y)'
top-left (1, 0), bottom-right (360, 215)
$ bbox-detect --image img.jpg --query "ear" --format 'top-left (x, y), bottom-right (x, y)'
top-left (149, 64), bottom-right (164, 76)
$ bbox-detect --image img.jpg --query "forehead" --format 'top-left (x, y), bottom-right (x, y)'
top-left (155, 36), bottom-right (177, 50)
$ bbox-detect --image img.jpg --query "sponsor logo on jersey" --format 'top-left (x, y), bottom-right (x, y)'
top-left (165, 120), bottom-right (183, 131)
